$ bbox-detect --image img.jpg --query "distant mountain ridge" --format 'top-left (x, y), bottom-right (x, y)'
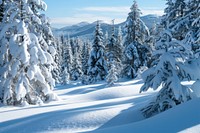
top-left (53, 14), bottom-right (161, 39)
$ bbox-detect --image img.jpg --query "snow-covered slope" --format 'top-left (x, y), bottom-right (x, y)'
top-left (91, 97), bottom-right (200, 133)
top-left (0, 80), bottom-right (199, 133)
top-left (53, 14), bottom-right (161, 39)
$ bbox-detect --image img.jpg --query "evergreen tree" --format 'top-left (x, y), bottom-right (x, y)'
top-left (106, 20), bottom-right (117, 67)
top-left (106, 22), bottom-right (123, 78)
top-left (123, 1), bottom-right (150, 78)
top-left (0, 0), bottom-right (4, 23)
top-left (116, 26), bottom-right (124, 77)
top-left (185, 0), bottom-right (200, 55)
top-left (0, 0), bottom-right (58, 105)
top-left (61, 37), bottom-right (73, 83)
top-left (88, 21), bottom-right (107, 83)
top-left (140, 37), bottom-right (192, 117)
top-left (82, 40), bottom-right (91, 75)
top-left (106, 61), bottom-right (118, 86)
top-left (70, 37), bottom-right (83, 56)
top-left (71, 49), bottom-right (83, 81)
top-left (62, 67), bottom-right (70, 85)
top-left (104, 31), bottom-right (109, 47)
top-left (52, 38), bottom-right (62, 84)
top-left (139, 0), bottom-right (198, 118)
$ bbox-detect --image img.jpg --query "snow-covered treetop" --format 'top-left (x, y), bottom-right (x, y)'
top-left (124, 0), bottom-right (149, 46)
top-left (30, 0), bottom-right (48, 11)
top-left (93, 21), bottom-right (104, 49)
top-left (129, 1), bottom-right (141, 20)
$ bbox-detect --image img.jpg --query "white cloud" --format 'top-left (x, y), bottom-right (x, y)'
top-left (79, 6), bottom-right (164, 16)
top-left (79, 6), bottom-right (130, 13)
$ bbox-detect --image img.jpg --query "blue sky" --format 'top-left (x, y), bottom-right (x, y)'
top-left (45, 0), bottom-right (166, 28)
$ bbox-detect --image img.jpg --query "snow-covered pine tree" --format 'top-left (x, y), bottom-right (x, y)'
top-left (71, 49), bottom-right (83, 81)
top-left (106, 21), bottom-right (123, 78)
top-left (104, 31), bottom-right (109, 47)
top-left (181, 0), bottom-right (200, 97)
top-left (51, 38), bottom-right (62, 84)
top-left (106, 20), bottom-right (117, 67)
top-left (140, 42), bottom-right (192, 117)
top-left (123, 0), bottom-right (150, 79)
top-left (61, 37), bottom-right (73, 84)
top-left (70, 37), bottom-right (83, 56)
top-left (0, 0), bottom-right (58, 105)
top-left (106, 61), bottom-right (118, 86)
top-left (82, 40), bottom-right (91, 75)
top-left (139, 0), bottom-right (195, 118)
top-left (87, 21), bottom-right (107, 83)
top-left (162, 0), bottom-right (187, 40)
top-left (0, 0), bottom-right (4, 23)
top-left (185, 0), bottom-right (200, 55)
top-left (116, 26), bottom-right (124, 77)
top-left (62, 67), bottom-right (70, 85)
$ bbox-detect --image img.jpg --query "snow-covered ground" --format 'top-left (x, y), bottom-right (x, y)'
top-left (0, 79), bottom-right (200, 133)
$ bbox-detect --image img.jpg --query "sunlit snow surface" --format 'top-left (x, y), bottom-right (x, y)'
top-left (0, 79), bottom-right (199, 133)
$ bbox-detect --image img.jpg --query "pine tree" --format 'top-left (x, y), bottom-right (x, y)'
top-left (71, 49), bottom-right (83, 81)
top-left (82, 40), bottom-right (91, 75)
top-left (106, 22), bottom-right (123, 78)
top-left (139, 0), bottom-right (197, 118)
top-left (88, 21), bottom-right (107, 83)
top-left (0, 0), bottom-right (58, 105)
top-left (185, 0), bottom-right (200, 55)
top-left (61, 37), bottom-right (73, 83)
top-left (70, 37), bottom-right (83, 56)
top-left (62, 67), bottom-right (70, 85)
top-left (106, 20), bottom-right (117, 67)
top-left (104, 31), bottom-right (109, 47)
top-left (123, 1), bottom-right (150, 79)
top-left (117, 26), bottom-right (124, 67)
top-left (52, 38), bottom-right (62, 84)
top-left (0, 0), bottom-right (4, 23)
top-left (106, 61), bottom-right (118, 86)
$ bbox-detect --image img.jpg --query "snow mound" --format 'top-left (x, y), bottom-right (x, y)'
top-left (92, 98), bottom-right (200, 133)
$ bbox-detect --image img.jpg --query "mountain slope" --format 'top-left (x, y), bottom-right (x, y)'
top-left (53, 14), bottom-right (161, 39)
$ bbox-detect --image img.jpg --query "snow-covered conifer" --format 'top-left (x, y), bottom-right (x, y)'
top-left (117, 26), bottom-right (124, 66)
top-left (82, 40), bottom-right (91, 75)
top-left (61, 37), bottom-right (73, 83)
top-left (62, 67), bottom-right (70, 85)
top-left (87, 21), bottom-right (107, 83)
top-left (106, 20), bottom-right (117, 67)
top-left (0, 0), bottom-right (4, 23)
top-left (52, 38), bottom-right (62, 84)
top-left (104, 31), bottom-right (109, 47)
top-left (122, 1), bottom-right (150, 79)
top-left (185, 0), bottom-right (200, 55)
top-left (71, 49), bottom-right (83, 81)
top-left (106, 61), bottom-right (118, 86)
top-left (139, 0), bottom-right (197, 117)
top-left (106, 22), bottom-right (123, 78)
top-left (0, 0), bottom-right (57, 105)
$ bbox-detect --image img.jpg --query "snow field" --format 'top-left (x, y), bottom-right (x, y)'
top-left (0, 80), bottom-right (199, 133)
